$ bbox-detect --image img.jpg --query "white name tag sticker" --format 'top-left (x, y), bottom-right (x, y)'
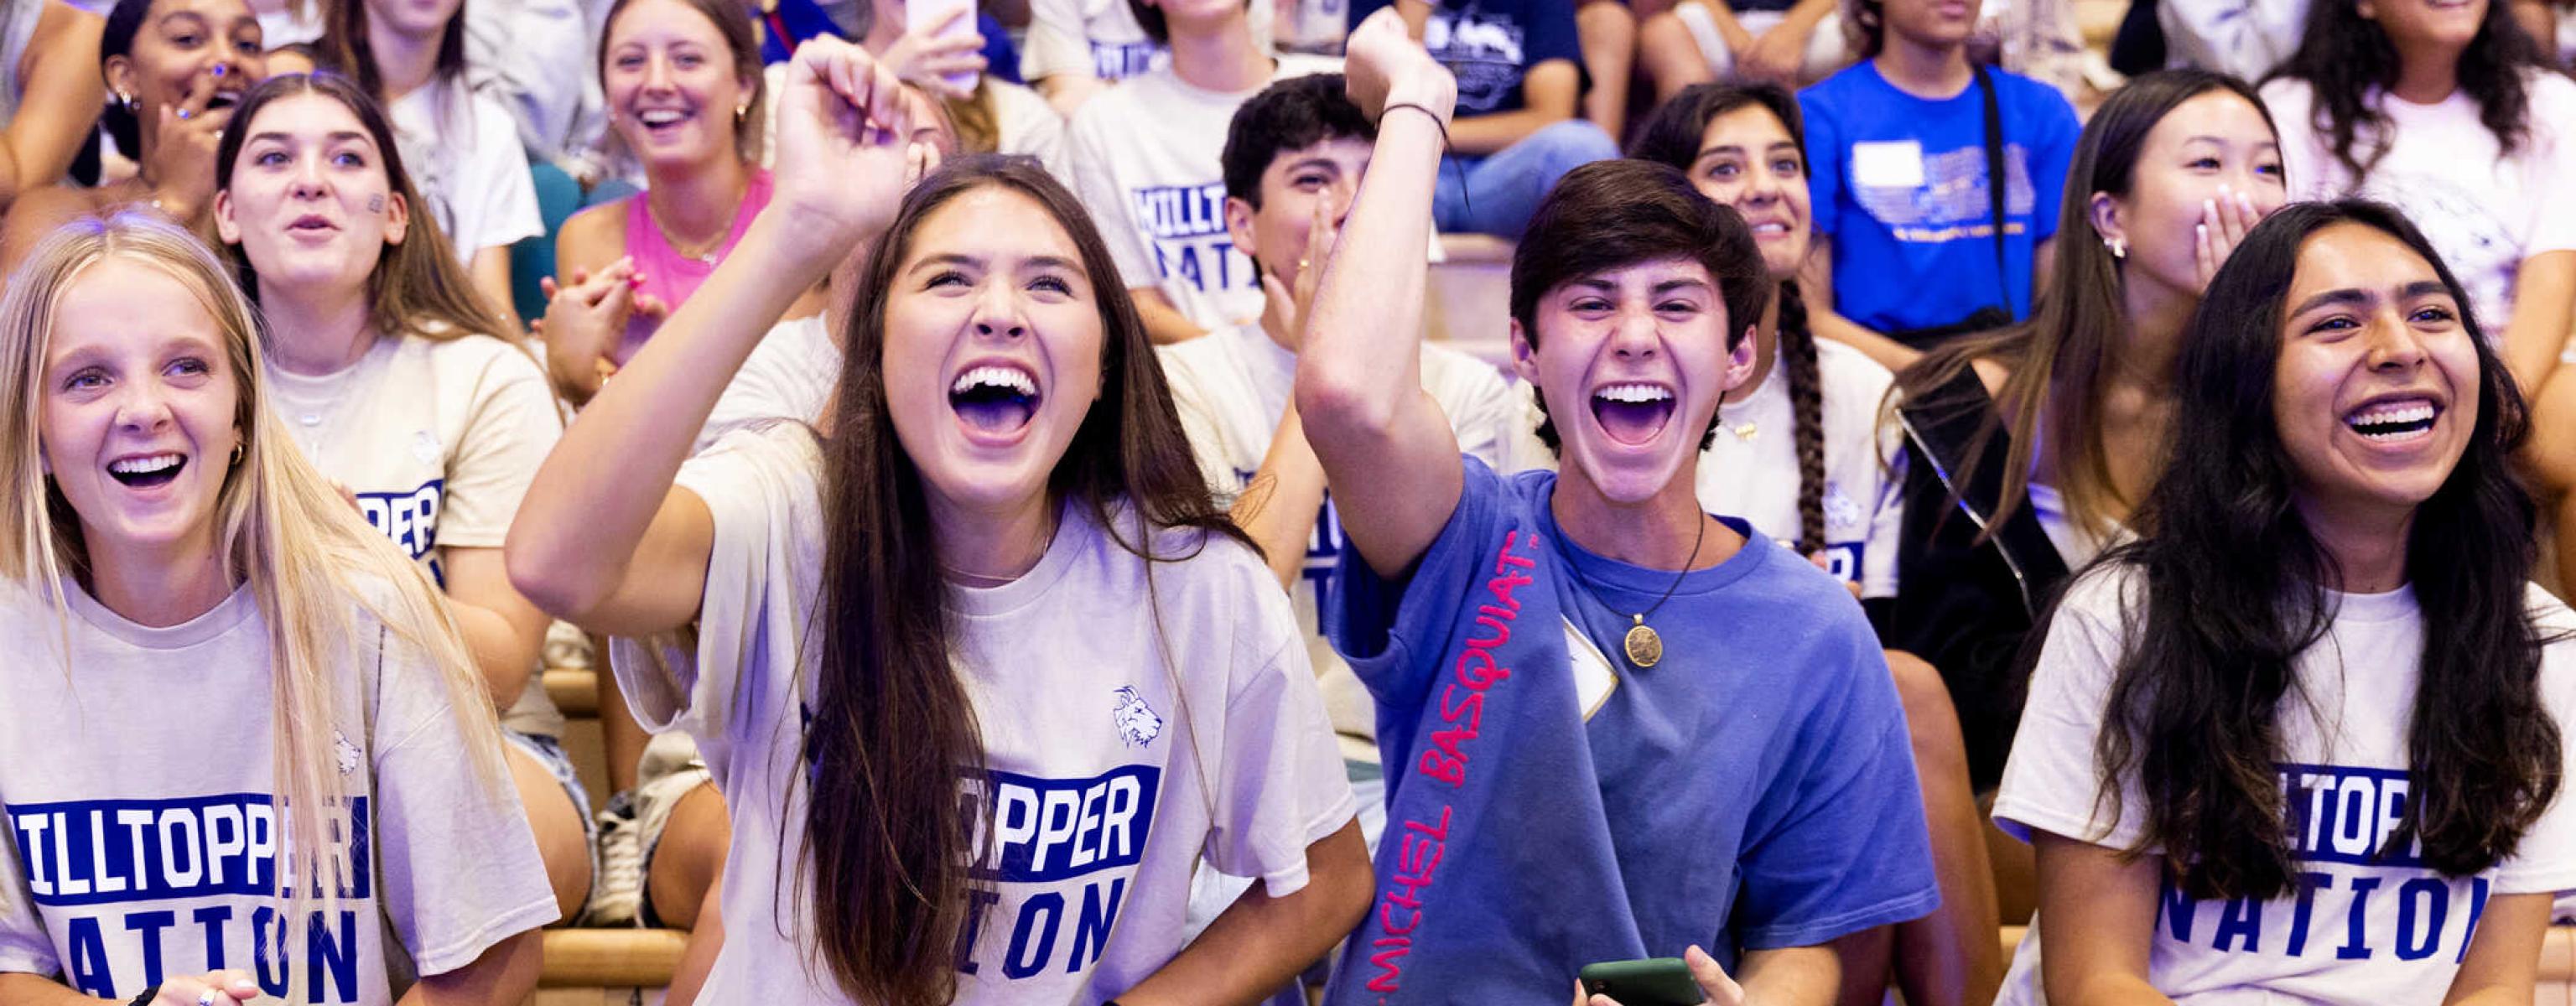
top-left (1852, 140), bottom-right (1926, 189)
top-left (1564, 617), bottom-right (1619, 721)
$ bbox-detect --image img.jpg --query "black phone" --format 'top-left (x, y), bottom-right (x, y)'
top-left (1577, 957), bottom-right (1702, 1006)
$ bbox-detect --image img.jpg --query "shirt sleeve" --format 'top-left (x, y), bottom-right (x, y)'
top-left (2518, 79), bottom-right (2576, 259)
top-left (1020, 0), bottom-right (1097, 83)
top-left (699, 321), bottom-right (834, 455)
top-left (371, 630), bottom-right (561, 974)
top-left (1326, 455), bottom-right (1514, 725)
top-left (461, 91), bottom-right (544, 252)
top-left (1730, 613), bottom-right (1943, 949)
top-left (1800, 88), bottom-right (1845, 240)
top-left (1156, 346), bottom-right (1248, 504)
top-left (1989, 569), bottom-right (2149, 850)
top-left (2491, 590), bottom-right (2576, 895)
top-left (608, 425), bottom-right (823, 749)
top-left (1200, 575), bottom-right (1360, 893)
top-left (0, 816), bottom-right (59, 977)
top-left (1431, 350), bottom-right (1521, 473)
top-left (1519, 0), bottom-right (1586, 77)
top-left (1861, 430), bottom-right (1905, 601)
top-left (1064, 106), bottom-right (1158, 292)
top-left (434, 342), bottom-right (563, 549)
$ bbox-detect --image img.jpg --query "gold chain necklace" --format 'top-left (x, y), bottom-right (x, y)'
top-left (643, 194), bottom-right (742, 265)
top-left (1564, 515), bottom-right (1706, 669)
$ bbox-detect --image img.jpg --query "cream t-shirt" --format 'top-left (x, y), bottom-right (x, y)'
top-left (264, 332), bottom-right (567, 737)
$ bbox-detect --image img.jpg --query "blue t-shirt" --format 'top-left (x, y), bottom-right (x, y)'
top-left (1321, 457), bottom-right (1940, 1003)
top-left (1801, 61), bottom-right (2080, 334)
top-left (1348, 0), bottom-right (1582, 116)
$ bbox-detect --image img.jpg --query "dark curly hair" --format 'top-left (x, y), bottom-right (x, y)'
top-left (2266, 0), bottom-right (2553, 183)
top-left (2090, 199), bottom-right (2562, 900)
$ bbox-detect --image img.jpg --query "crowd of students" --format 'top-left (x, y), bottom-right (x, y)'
top-left (5, 0), bottom-right (2576, 1003)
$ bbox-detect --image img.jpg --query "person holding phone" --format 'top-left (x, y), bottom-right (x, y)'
top-left (1300, 13), bottom-right (1938, 1003)
top-left (1992, 199), bottom-right (2576, 1005)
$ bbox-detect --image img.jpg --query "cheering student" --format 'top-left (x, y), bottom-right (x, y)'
top-left (1887, 69), bottom-right (2286, 809)
top-left (0, 0), bottom-right (266, 272)
top-left (506, 36), bottom-right (1369, 1004)
top-left (1299, 13), bottom-right (1937, 1003)
top-left (1613, 80), bottom-right (2000, 1006)
top-left (0, 213), bottom-right (554, 1005)
top-left (209, 72), bottom-right (595, 928)
top-left (1992, 199), bottom-right (2576, 1004)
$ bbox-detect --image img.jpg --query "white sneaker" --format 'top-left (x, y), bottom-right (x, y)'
top-left (584, 791), bottom-right (644, 927)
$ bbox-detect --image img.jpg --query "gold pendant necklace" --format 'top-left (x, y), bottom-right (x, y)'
top-left (1571, 515), bottom-right (1706, 670)
top-left (1716, 389), bottom-right (1756, 443)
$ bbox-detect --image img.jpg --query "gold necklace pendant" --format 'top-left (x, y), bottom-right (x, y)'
top-left (1623, 614), bottom-right (1663, 668)
top-left (1728, 420), bottom-right (1758, 443)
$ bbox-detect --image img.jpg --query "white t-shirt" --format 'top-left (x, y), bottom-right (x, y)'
top-left (2158, 0), bottom-right (2304, 82)
top-left (1992, 568), bottom-right (2576, 1005)
top-left (1505, 338), bottom-right (1907, 599)
top-left (1064, 54), bottom-right (1338, 335)
top-left (697, 314), bottom-right (838, 454)
top-left (388, 76), bottom-right (546, 259)
top-left (2262, 73), bottom-right (2576, 339)
top-left (1157, 322), bottom-right (1515, 759)
top-left (0, 578), bottom-right (558, 1003)
top-left (609, 425), bottom-right (1355, 1003)
top-left (265, 332), bottom-right (569, 737)
top-left (1019, 0), bottom-right (1274, 84)
top-left (989, 78), bottom-right (1071, 181)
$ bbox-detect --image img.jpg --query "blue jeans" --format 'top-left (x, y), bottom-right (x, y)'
top-left (1432, 118), bottom-right (1623, 239)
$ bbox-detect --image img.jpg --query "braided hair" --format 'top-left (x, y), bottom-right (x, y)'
top-left (1777, 280), bottom-right (1827, 556)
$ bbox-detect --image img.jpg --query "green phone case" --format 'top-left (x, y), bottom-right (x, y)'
top-left (1577, 957), bottom-right (1702, 1006)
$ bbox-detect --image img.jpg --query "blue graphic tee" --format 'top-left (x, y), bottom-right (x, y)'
top-left (1322, 457), bottom-right (1940, 1003)
top-left (1801, 60), bottom-right (2080, 334)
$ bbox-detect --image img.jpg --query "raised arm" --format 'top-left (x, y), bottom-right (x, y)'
top-left (0, 3), bottom-right (104, 212)
top-left (1292, 10), bottom-right (1464, 581)
top-left (506, 37), bottom-right (917, 634)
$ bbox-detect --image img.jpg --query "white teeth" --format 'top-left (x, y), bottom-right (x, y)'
top-left (2346, 399), bottom-right (2437, 427)
top-left (1594, 383), bottom-right (1672, 404)
top-left (638, 109), bottom-right (687, 126)
top-left (1753, 222), bottom-right (1790, 234)
top-left (108, 454), bottom-right (181, 474)
top-left (951, 365), bottom-right (1037, 397)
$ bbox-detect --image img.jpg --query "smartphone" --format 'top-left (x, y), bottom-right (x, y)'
top-left (904, 0), bottom-right (980, 93)
top-left (1577, 958), bottom-right (1702, 1006)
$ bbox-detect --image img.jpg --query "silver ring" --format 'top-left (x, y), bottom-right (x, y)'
top-left (198, 991), bottom-right (220, 1006)
top-left (176, 107), bottom-right (193, 120)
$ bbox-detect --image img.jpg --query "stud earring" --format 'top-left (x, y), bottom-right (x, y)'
top-left (115, 90), bottom-right (135, 111)
top-left (2104, 236), bottom-right (2127, 259)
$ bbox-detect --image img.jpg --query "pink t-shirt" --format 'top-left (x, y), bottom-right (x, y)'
top-left (619, 168), bottom-right (774, 361)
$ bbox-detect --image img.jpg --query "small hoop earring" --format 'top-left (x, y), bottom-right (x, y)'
top-left (230, 443), bottom-right (244, 466)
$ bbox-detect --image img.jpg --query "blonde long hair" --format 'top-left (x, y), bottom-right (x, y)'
top-left (0, 213), bottom-right (506, 983)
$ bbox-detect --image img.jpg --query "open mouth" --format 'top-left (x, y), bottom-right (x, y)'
top-left (1591, 383), bottom-right (1675, 447)
top-left (107, 453), bottom-right (185, 490)
top-left (950, 364), bottom-right (1041, 436)
top-left (288, 213), bottom-right (335, 234)
top-left (635, 107), bottom-right (694, 136)
top-left (2344, 397), bottom-right (2441, 443)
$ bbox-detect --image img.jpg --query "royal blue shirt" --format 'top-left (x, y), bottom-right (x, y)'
top-left (1321, 457), bottom-right (1940, 1003)
top-left (1348, 0), bottom-right (1582, 116)
top-left (1801, 61), bottom-right (2080, 334)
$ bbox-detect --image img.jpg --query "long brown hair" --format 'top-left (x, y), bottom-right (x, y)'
top-left (801, 153), bottom-right (1244, 1005)
top-left (214, 72), bottom-right (511, 342)
top-left (319, 0), bottom-right (468, 101)
top-left (1893, 70), bottom-right (2278, 540)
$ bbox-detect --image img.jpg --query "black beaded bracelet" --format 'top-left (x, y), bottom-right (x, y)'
top-left (127, 987), bottom-right (160, 1006)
